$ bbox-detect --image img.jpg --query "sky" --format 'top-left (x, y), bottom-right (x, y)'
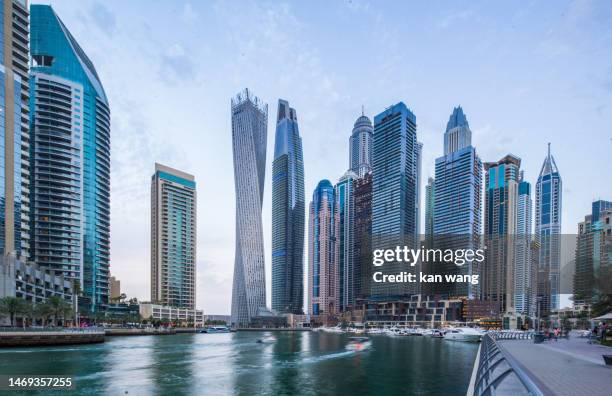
top-left (34, 0), bottom-right (612, 314)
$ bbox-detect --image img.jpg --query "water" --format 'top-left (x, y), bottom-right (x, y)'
top-left (0, 332), bottom-right (478, 395)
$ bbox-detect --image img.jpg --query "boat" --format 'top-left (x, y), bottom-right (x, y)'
top-left (345, 337), bottom-right (372, 351)
top-left (367, 328), bottom-right (384, 335)
top-left (443, 327), bottom-right (482, 342)
top-left (423, 329), bottom-right (445, 338)
top-left (256, 335), bottom-right (276, 344)
top-left (323, 325), bottom-right (344, 334)
top-left (200, 326), bottom-right (230, 334)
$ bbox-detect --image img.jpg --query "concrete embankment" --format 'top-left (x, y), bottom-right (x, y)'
top-left (104, 328), bottom-right (176, 336)
top-left (0, 331), bottom-right (105, 347)
top-left (237, 328), bottom-right (311, 332)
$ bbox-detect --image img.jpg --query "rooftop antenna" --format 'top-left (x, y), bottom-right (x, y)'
top-left (361, 105), bottom-right (364, 117)
top-left (547, 142), bottom-right (551, 159)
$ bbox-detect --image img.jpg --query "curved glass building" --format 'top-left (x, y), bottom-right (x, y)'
top-left (30, 5), bottom-right (111, 311)
top-left (230, 89), bottom-right (268, 327)
top-left (349, 112), bottom-right (373, 177)
top-left (271, 99), bottom-right (305, 314)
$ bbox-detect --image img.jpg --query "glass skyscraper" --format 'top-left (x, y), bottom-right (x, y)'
top-left (484, 155), bottom-right (521, 317)
top-left (230, 89), bottom-right (268, 327)
top-left (535, 144), bottom-right (562, 313)
top-left (271, 99), bottom-right (305, 314)
top-left (514, 172), bottom-right (533, 316)
top-left (335, 170), bottom-right (357, 311)
top-left (1, 0), bottom-right (30, 258)
top-left (308, 179), bottom-right (336, 316)
top-left (432, 107), bottom-right (482, 298)
top-left (349, 112), bottom-right (373, 177)
top-left (371, 102), bottom-right (419, 298)
top-left (30, 4), bottom-right (111, 311)
top-left (151, 164), bottom-right (197, 309)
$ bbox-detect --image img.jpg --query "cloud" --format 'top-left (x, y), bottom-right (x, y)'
top-left (181, 2), bottom-right (199, 23)
top-left (89, 2), bottom-right (116, 35)
top-left (159, 43), bottom-right (197, 83)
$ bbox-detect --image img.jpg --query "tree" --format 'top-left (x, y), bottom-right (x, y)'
top-left (0, 297), bottom-right (28, 327)
top-left (45, 296), bottom-right (72, 327)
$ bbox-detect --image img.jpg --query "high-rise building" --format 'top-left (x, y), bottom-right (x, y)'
top-left (353, 172), bottom-right (372, 302)
top-left (432, 107), bottom-right (482, 298)
top-left (335, 170), bottom-right (357, 311)
top-left (230, 89), bottom-right (268, 327)
top-left (484, 154), bottom-right (521, 317)
top-left (371, 102), bottom-right (419, 298)
top-left (1, 0), bottom-right (30, 258)
top-left (151, 164), bottom-right (197, 309)
top-left (514, 171), bottom-right (533, 315)
top-left (535, 143), bottom-right (562, 312)
top-left (308, 180), bottom-right (337, 316)
top-left (424, 177), bottom-right (435, 244)
top-left (271, 99), bottom-right (305, 314)
top-left (110, 276), bottom-right (121, 301)
top-left (30, 5), bottom-right (111, 311)
top-left (349, 111), bottom-right (373, 177)
top-left (573, 200), bottom-right (611, 305)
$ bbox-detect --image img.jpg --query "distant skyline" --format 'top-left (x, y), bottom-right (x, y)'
top-left (36, 1), bottom-right (612, 314)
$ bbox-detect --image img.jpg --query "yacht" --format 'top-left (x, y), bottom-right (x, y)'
top-left (346, 337), bottom-right (372, 351)
top-left (323, 325), bottom-right (344, 333)
top-left (443, 327), bottom-right (482, 342)
top-left (200, 326), bottom-right (230, 334)
top-left (367, 328), bottom-right (385, 335)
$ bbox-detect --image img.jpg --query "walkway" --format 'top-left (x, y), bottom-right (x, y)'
top-left (499, 337), bottom-right (612, 396)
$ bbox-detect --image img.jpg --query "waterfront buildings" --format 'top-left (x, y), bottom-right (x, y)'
top-left (353, 172), bottom-right (372, 302)
top-left (1, 0), bottom-right (30, 259)
top-left (514, 172), bottom-right (533, 316)
top-left (424, 177), bottom-right (435, 244)
top-left (483, 154), bottom-right (521, 318)
top-left (349, 111), bottom-right (373, 177)
top-left (271, 99), bottom-right (305, 314)
top-left (370, 102), bottom-right (420, 299)
top-left (30, 4), bottom-right (111, 311)
top-left (308, 180), bottom-right (337, 316)
top-left (139, 302), bottom-right (204, 327)
top-left (573, 200), bottom-right (612, 305)
top-left (335, 171), bottom-right (357, 312)
top-left (432, 107), bottom-right (482, 299)
top-left (110, 276), bottom-right (121, 300)
top-left (151, 164), bottom-right (197, 309)
top-left (535, 144), bottom-right (562, 313)
top-left (230, 89), bottom-right (268, 327)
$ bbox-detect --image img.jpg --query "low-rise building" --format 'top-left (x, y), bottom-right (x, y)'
top-left (1, 256), bottom-right (73, 303)
top-left (139, 303), bottom-right (203, 327)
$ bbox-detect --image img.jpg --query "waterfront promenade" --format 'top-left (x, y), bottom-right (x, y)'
top-left (498, 337), bottom-right (611, 396)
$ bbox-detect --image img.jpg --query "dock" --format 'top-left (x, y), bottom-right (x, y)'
top-left (0, 330), bottom-right (105, 347)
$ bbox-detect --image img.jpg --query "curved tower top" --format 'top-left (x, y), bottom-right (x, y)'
top-left (444, 106), bottom-right (472, 155)
top-left (349, 110), bottom-right (373, 177)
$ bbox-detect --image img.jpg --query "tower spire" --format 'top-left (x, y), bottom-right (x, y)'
top-left (361, 105), bottom-right (364, 117)
top-left (547, 142), bottom-right (551, 159)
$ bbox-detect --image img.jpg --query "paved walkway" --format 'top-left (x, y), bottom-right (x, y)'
top-left (499, 338), bottom-right (612, 396)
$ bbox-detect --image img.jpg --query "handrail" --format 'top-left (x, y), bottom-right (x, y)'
top-left (470, 333), bottom-right (544, 396)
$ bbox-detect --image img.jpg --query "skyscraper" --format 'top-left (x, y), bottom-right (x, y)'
top-left (484, 154), bottom-right (521, 317)
top-left (371, 102), bottom-right (419, 298)
top-left (335, 170), bottom-right (357, 311)
top-left (1, 0), bottom-right (30, 258)
top-left (349, 111), bottom-right (373, 177)
top-left (353, 172), bottom-right (372, 302)
top-left (230, 89), bottom-right (267, 327)
top-left (424, 177), bottom-right (435, 244)
top-left (271, 99), bottom-right (305, 314)
top-left (308, 180), bottom-right (337, 316)
top-left (514, 171), bottom-right (533, 315)
top-left (151, 164), bottom-right (197, 309)
top-left (573, 200), bottom-right (611, 305)
top-left (432, 107), bottom-right (482, 298)
top-left (30, 5), bottom-right (111, 311)
top-left (535, 144), bottom-right (562, 312)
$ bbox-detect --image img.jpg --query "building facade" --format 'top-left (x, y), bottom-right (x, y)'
top-left (1, 0), bottom-right (30, 259)
top-left (139, 302), bottom-right (203, 327)
top-left (535, 144), bottom-right (562, 313)
top-left (151, 164), bottom-right (196, 309)
top-left (110, 276), bottom-right (121, 300)
top-left (370, 102), bottom-right (419, 299)
top-left (432, 107), bottom-right (482, 299)
top-left (271, 99), bottom-right (305, 314)
top-left (308, 180), bottom-right (337, 316)
top-left (353, 172), bottom-right (372, 303)
top-left (483, 155), bottom-right (521, 317)
top-left (335, 170), bottom-right (357, 312)
top-left (30, 5), bottom-right (111, 311)
top-left (230, 89), bottom-right (268, 327)
top-left (349, 112), bottom-right (373, 177)
top-left (514, 172), bottom-right (533, 316)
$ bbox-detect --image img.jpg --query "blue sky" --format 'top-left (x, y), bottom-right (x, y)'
top-left (36, 0), bottom-right (612, 314)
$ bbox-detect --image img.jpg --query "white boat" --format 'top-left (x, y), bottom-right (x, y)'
top-left (443, 327), bottom-right (482, 342)
top-left (200, 326), bottom-right (230, 333)
top-left (423, 329), bottom-right (445, 338)
top-left (323, 325), bottom-right (344, 333)
top-left (367, 328), bottom-right (384, 335)
top-left (345, 337), bottom-right (372, 351)
top-left (256, 335), bottom-right (276, 344)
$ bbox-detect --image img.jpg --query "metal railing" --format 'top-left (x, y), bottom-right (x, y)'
top-left (470, 333), bottom-right (544, 396)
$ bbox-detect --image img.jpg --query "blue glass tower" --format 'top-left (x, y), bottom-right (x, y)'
top-left (30, 5), bottom-right (111, 311)
top-left (271, 99), bottom-right (305, 314)
top-left (335, 171), bottom-right (357, 311)
top-left (432, 107), bottom-right (482, 298)
top-left (535, 143), bottom-right (562, 313)
top-left (371, 102), bottom-right (419, 298)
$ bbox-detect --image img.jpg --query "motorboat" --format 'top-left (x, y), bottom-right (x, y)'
top-left (256, 335), bottom-right (276, 344)
top-left (323, 325), bottom-right (344, 334)
top-left (345, 337), bottom-right (372, 351)
top-left (443, 327), bottom-right (482, 342)
top-left (200, 326), bottom-right (230, 333)
top-left (367, 328), bottom-right (384, 335)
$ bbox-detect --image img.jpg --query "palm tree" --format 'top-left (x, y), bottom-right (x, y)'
top-left (0, 297), bottom-right (28, 327)
top-left (46, 296), bottom-right (72, 327)
top-left (34, 303), bottom-right (53, 327)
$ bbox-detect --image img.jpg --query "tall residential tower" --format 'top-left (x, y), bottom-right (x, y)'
top-left (349, 111), bottom-right (373, 177)
top-left (271, 99), bottom-right (305, 314)
top-left (151, 164), bottom-right (197, 309)
top-left (230, 89), bottom-right (268, 327)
